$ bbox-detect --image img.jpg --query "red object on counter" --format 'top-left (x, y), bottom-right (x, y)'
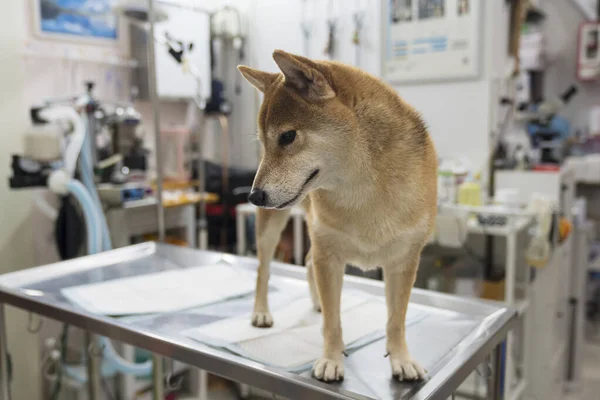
top-left (533, 164), bottom-right (560, 172)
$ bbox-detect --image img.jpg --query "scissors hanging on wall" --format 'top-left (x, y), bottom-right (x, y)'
top-left (352, 0), bottom-right (367, 67)
top-left (324, 0), bottom-right (337, 59)
top-left (300, 0), bottom-right (314, 57)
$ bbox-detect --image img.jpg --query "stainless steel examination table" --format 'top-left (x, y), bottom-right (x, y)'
top-left (0, 243), bottom-right (516, 400)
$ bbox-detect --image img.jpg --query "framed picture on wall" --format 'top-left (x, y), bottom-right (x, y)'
top-left (382, 0), bottom-right (482, 84)
top-left (31, 0), bottom-right (124, 46)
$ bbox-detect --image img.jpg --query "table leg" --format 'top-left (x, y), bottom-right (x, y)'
top-left (0, 305), bottom-right (11, 400)
top-left (120, 344), bottom-right (136, 399)
top-left (186, 205), bottom-right (197, 248)
top-left (504, 222), bottom-right (516, 395)
top-left (293, 214), bottom-right (303, 265)
top-left (84, 333), bottom-right (102, 400)
top-left (152, 354), bottom-right (164, 400)
top-left (237, 211), bottom-right (246, 256)
top-left (488, 343), bottom-right (503, 400)
top-left (199, 217), bottom-right (208, 251)
top-left (198, 369), bottom-right (208, 400)
top-left (106, 208), bottom-right (130, 248)
top-left (236, 209), bottom-right (251, 397)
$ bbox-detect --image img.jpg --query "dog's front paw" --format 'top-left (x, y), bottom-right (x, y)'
top-left (313, 357), bottom-right (344, 382)
top-left (251, 311), bottom-right (273, 328)
top-left (390, 355), bottom-right (427, 381)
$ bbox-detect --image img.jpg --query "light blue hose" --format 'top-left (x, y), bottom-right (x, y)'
top-left (78, 124), bottom-right (113, 251)
top-left (66, 181), bottom-right (101, 254)
top-left (97, 337), bottom-right (152, 376)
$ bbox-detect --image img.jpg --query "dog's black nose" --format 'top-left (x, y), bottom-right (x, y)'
top-left (248, 188), bottom-right (267, 207)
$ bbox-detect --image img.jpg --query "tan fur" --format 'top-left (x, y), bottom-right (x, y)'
top-left (238, 50), bottom-right (437, 382)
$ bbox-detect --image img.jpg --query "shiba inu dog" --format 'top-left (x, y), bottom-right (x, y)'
top-left (238, 49), bottom-right (437, 382)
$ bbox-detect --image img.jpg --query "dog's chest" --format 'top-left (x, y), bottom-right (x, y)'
top-left (309, 210), bottom-right (426, 269)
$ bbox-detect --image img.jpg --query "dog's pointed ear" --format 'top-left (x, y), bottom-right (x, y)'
top-left (237, 65), bottom-right (278, 93)
top-left (272, 50), bottom-right (335, 101)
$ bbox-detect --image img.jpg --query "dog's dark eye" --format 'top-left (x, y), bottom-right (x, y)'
top-left (278, 130), bottom-right (297, 146)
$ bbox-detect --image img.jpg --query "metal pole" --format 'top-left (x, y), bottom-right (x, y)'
top-left (147, 0), bottom-right (166, 243)
top-left (147, 2), bottom-right (166, 397)
top-left (84, 333), bottom-right (102, 400)
top-left (488, 343), bottom-right (503, 400)
top-left (198, 112), bottom-right (208, 250)
top-left (293, 214), bottom-right (304, 265)
top-left (504, 219), bottom-right (517, 395)
top-left (152, 354), bottom-right (164, 400)
top-left (0, 305), bottom-right (11, 400)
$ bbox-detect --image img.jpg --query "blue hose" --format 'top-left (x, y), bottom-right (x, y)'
top-left (78, 124), bottom-right (113, 251)
top-left (66, 181), bottom-right (101, 254)
top-left (97, 337), bottom-right (152, 376)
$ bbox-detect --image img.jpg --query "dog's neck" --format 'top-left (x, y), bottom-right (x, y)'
top-left (313, 143), bottom-right (379, 210)
top-left (309, 62), bottom-right (425, 210)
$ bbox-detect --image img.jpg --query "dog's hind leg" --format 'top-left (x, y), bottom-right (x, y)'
top-left (383, 245), bottom-right (427, 381)
top-left (252, 207), bottom-right (291, 327)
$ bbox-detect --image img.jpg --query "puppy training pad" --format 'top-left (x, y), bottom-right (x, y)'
top-left (183, 294), bottom-right (427, 372)
top-left (61, 264), bottom-right (256, 315)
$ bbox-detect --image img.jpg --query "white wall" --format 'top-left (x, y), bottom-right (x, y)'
top-left (223, 0), bottom-right (510, 172)
top-left (0, 0), bottom-right (34, 271)
top-left (0, 1), bottom-right (42, 399)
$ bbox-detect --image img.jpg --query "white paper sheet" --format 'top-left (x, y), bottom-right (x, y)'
top-left (183, 294), bottom-right (413, 370)
top-left (187, 295), bottom-right (368, 344)
top-left (61, 264), bottom-right (256, 315)
top-left (236, 301), bottom-right (391, 369)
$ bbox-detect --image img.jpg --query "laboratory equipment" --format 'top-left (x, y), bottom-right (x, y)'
top-left (7, 102), bottom-right (156, 395)
top-left (99, 103), bottom-right (148, 182)
top-left (524, 85), bottom-right (578, 165)
top-left (97, 183), bottom-right (151, 206)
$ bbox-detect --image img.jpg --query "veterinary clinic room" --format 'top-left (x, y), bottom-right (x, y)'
top-left (4, 0), bottom-right (600, 400)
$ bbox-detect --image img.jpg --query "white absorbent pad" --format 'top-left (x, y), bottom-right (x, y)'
top-left (183, 294), bottom-right (427, 372)
top-left (61, 264), bottom-right (256, 316)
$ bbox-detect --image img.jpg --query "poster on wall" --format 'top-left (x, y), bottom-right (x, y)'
top-left (383, 0), bottom-right (482, 83)
top-left (32, 0), bottom-right (120, 44)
